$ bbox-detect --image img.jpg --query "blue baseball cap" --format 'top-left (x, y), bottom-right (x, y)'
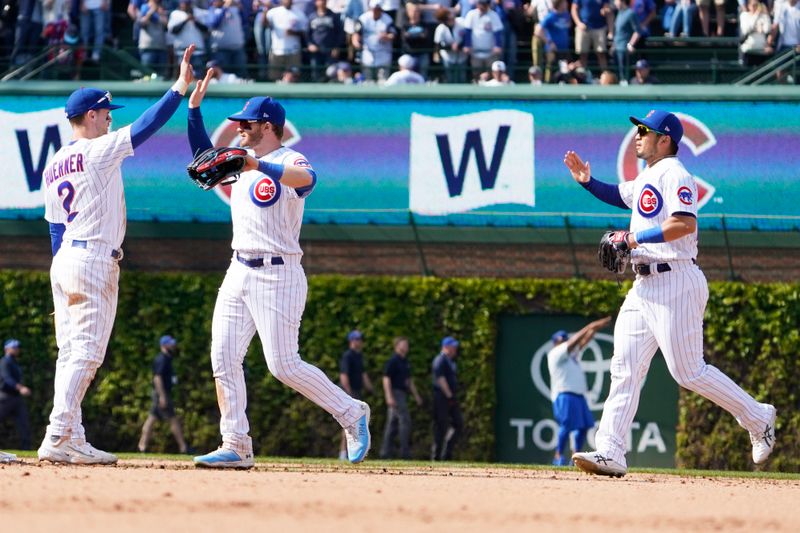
top-left (347, 330), bottom-right (363, 341)
top-left (227, 96), bottom-right (286, 126)
top-left (441, 336), bottom-right (459, 348)
top-left (629, 109), bottom-right (683, 146)
top-left (551, 330), bottom-right (569, 343)
top-left (65, 87), bottom-right (124, 119)
top-left (160, 335), bottom-right (177, 347)
top-left (4, 339), bottom-right (20, 350)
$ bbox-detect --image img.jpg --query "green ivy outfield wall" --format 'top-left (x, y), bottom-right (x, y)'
top-left (1, 83), bottom-right (799, 234)
top-left (1, 271), bottom-right (797, 471)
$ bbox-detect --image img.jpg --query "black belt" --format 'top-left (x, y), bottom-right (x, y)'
top-left (72, 240), bottom-right (121, 259)
top-left (236, 252), bottom-right (284, 268)
top-left (634, 258), bottom-right (696, 277)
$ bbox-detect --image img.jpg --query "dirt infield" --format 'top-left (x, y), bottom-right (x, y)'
top-left (2, 459), bottom-right (798, 533)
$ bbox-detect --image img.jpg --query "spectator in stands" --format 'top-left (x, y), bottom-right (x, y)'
top-left (631, 0), bottom-right (655, 40)
top-left (308, 0), bottom-right (344, 81)
top-left (695, 0), bottom-right (724, 37)
top-left (0, 1), bottom-right (19, 63)
top-left (538, 0), bottom-right (571, 83)
top-left (480, 58), bottom-right (514, 84)
top-left (138, 0), bottom-right (170, 77)
top-left (207, 57), bottom-right (251, 81)
top-left (739, 0), bottom-right (772, 66)
top-left (208, 0), bottom-right (248, 77)
top-left (168, 0), bottom-right (208, 77)
top-left (353, 0), bottom-right (396, 81)
top-left (344, 0), bottom-right (368, 60)
top-left (599, 68), bottom-right (617, 83)
top-left (669, 0), bottom-right (698, 37)
top-left (401, 3), bottom-right (433, 77)
top-left (769, 0), bottom-right (800, 55)
top-left (80, 0), bottom-right (108, 63)
top-left (528, 64), bottom-right (543, 83)
top-left (463, 0), bottom-right (504, 80)
top-left (613, 0), bottom-right (640, 84)
top-left (571, 0), bottom-right (613, 72)
top-left (659, 0), bottom-right (676, 36)
top-left (252, 0), bottom-right (272, 79)
top-left (327, 59), bottom-right (357, 82)
top-left (278, 64), bottom-right (301, 81)
top-left (11, 0), bottom-right (44, 66)
top-left (434, 7), bottom-right (467, 83)
top-left (527, 0), bottom-right (554, 73)
top-left (385, 52), bottom-right (426, 83)
top-left (266, 0), bottom-right (307, 80)
top-left (492, 0), bottom-right (523, 83)
top-left (628, 57), bottom-right (659, 83)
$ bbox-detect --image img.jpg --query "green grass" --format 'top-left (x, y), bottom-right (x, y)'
top-left (7, 450), bottom-right (800, 480)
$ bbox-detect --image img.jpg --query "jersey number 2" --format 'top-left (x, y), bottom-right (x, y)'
top-left (58, 181), bottom-right (79, 223)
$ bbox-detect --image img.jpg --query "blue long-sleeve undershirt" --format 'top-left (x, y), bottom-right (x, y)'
top-left (187, 107), bottom-right (213, 157)
top-left (581, 177), bottom-right (629, 210)
top-left (130, 88), bottom-right (184, 150)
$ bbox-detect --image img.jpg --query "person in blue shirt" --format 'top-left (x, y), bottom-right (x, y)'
top-left (571, 0), bottom-right (614, 71)
top-left (537, 0), bottom-right (571, 82)
top-left (613, 0), bottom-right (641, 83)
top-left (0, 339), bottom-right (32, 450)
top-left (431, 336), bottom-right (462, 461)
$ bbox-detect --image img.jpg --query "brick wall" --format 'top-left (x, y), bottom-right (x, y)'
top-left (2, 235), bottom-right (797, 282)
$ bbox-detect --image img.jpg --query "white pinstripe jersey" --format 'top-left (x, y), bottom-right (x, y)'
top-left (43, 126), bottom-right (134, 249)
top-left (618, 156), bottom-right (699, 264)
top-left (230, 146), bottom-right (314, 255)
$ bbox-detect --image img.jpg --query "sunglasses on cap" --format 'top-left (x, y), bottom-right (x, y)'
top-left (637, 124), bottom-right (665, 137)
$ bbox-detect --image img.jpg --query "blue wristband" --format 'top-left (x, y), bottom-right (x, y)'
top-left (635, 226), bottom-right (666, 244)
top-left (257, 161), bottom-right (284, 181)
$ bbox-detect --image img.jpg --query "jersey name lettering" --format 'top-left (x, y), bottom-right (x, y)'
top-left (44, 153), bottom-right (85, 187)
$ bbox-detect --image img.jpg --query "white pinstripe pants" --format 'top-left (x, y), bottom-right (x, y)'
top-left (211, 256), bottom-right (361, 455)
top-left (47, 246), bottom-right (119, 439)
top-left (595, 262), bottom-right (771, 467)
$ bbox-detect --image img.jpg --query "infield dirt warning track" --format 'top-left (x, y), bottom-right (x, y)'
top-left (1, 459), bottom-right (798, 533)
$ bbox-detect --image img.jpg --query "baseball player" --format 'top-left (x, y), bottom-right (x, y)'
top-left (37, 45), bottom-right (198, 465)
top-left (186, 70), bottom-right (371, 468)
top-left (547, 317), bottom-right (611, 466)
top-left (563, 110), bottom-right (777, 477)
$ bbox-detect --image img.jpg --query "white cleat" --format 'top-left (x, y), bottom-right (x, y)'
top-left (572, 451), bottom-right (627, 478)
top-left (344, 401), bottom-right (371, 464)
top-left (751, 405), bottom-right (777, 465)
top-left (1, 450), bottom-right (19, 463)
top-left (38, 436), bottom-right (118, 465)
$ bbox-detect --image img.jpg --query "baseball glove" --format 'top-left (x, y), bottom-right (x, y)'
top-left (187, 147), bottom-right (249, 190)
top-left (598, 230), bottom-right (631, 274)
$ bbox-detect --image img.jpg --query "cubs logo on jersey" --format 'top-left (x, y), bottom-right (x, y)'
top-left (638, 184), bottom-right (662, 218)
top-left (677, 186), bottom-right (693, 205)
top-left (250, 176), bottom-right (281, 208)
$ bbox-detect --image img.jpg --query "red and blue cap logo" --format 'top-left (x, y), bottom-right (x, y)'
top-left (249, 176), bottom-right (281, 208)
top-left (638, 184), bottom-right (663, 218)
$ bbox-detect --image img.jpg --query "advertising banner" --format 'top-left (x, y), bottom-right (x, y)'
top-left (0, 93), bottom-right (797, 231)
top-left (494, 314), bottom-right (678, 467)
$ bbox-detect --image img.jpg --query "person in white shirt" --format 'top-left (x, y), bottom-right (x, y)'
top-left (462, 0), bottom-right (504, 80)
top-left (434, 7), bottom-right (467, 82)
top-left (266, 0), bottom-right (309, 80)
top-left (546, 317), bottom-right (611, 466)
top-left (480, 59), bottom-right (514, 84)
top-left (168, 0), bottom-right (209, 75)
top-left (352, 0), bottom-right (396, 81)
top-left (384, 53), bottom-right (426, 84)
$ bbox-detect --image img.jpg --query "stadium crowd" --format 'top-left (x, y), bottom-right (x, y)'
top-left (1, 0), bottom-right (798, 83)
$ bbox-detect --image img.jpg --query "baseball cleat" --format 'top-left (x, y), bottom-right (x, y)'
top-left (751, 405), bottom-right (777, 464)
top-left (572, 451), bottom-right (627, 478)
top-left (344, 401), bottom-right (371, 463)
top-left (1, 451), bottom-right (19, 463)
top-left (193, 448), bottom-right (254, 469)
top-left (38, 435), bottom-right (118, 465)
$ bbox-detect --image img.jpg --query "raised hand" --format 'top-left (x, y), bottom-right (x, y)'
top-left (189, 67), bottom-right (214, 109)
top-left (563, 150), bottom-right (591, 184)
top-left (178, 44), bottom-right (196, 88)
